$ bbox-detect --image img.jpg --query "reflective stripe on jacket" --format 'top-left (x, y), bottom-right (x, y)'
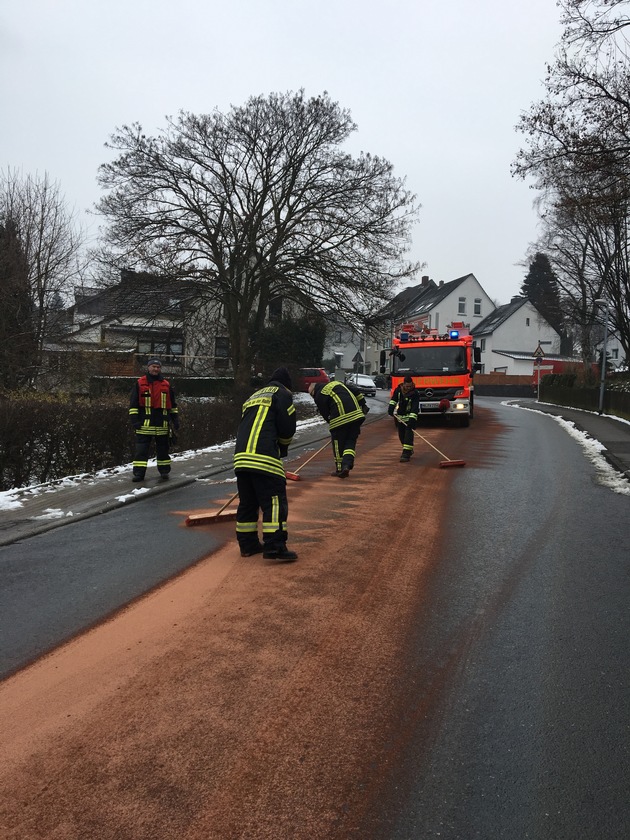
top-left (129, 375), bottom-right (178, 436)
top-left (312, 381), bottom-right (366, 429)
top-left (234, 384), bottom-right (296, 478)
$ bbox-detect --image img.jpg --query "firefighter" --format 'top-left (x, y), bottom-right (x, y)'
top-left (308, 379), bottom-right (369, 478)
top-left (388, 375), bottom-right (419, 462)
top-left (129, 358), bottom-right (179, 481)
top-left (234, 367), bottom-right (298, 561)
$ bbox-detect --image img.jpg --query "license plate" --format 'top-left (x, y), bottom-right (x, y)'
top-left (420, 402), bottom-right (439, 410)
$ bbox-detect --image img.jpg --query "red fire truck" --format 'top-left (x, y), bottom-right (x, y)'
top-left (379, 321), bottom-right (482, 427)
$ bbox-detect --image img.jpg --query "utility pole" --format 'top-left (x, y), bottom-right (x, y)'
top-left (594, 299), bottom-right (609, 415)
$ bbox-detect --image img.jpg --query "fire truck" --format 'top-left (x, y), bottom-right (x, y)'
top-left (379, 320), bottom-right (482, 427)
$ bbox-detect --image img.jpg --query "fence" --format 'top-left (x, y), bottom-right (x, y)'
top-left (539, 383), bottom-right (630, 422)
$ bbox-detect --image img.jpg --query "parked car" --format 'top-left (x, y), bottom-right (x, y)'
top-left (345, 373), bottom-right (377, 397)
top-left (297, 367), bottom-right (330, 392)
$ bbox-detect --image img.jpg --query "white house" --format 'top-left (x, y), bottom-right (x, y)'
top-left (354, 273), bottom-right (495, 375)
top-left (471, 297), bottom-right (562, 375)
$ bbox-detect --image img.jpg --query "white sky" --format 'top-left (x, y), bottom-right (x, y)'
top-left (1, 0), bottom-right (564, 303)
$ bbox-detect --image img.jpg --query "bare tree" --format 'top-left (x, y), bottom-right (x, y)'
top-left (513, 0), bottom-right (630, 365)
top-left (0, 169), bottom-right (85, 383)
top-left (95, 90), bottom-right (421, 386)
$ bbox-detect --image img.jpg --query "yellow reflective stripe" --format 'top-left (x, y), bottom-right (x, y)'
top-left (236, 522), bottom-right (259, 534)
top-left (161, 392), bottom-right (167, 409)
top-left (328, 409), bottom-right (364, 429)
top-left (246, 404), bottom-right (268, 454)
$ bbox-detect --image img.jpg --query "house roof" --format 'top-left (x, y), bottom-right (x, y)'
top-left (492, 349), bottom-right (580, 362)
top-left (382, 273), bottom-right (476, 322)
top-left (380, 279), bottom-right (436, 321)
top-left (72, 270), bottom-right (201, 321)
top-left (405, 274), bottom-right (472, 319)
top-left (471, 297), bottom-right (528, 336)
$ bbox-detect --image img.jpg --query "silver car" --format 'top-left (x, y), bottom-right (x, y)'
top-left (345, 373), bottom-right (377, 397)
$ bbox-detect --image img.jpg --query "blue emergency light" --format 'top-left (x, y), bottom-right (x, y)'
top-left (449, 329), bottom-right (459, 339)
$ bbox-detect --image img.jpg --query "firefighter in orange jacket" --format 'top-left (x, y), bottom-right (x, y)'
top-left (129, 358), bottom-right (179, 481)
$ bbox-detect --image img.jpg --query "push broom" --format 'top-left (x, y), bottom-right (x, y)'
top-left (185, 490), bottom-right (239, 526)
top-left (285, 440), bottom-right (330, 481)
top-left (185, 440), bottom-right (330, 525)
top-left (397, 417), bottom-right (466, 468)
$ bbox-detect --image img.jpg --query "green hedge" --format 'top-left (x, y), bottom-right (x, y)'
top-left (0, 390), bottom-right (317, 491)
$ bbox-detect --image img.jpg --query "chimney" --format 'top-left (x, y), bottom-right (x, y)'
top-left (439, 280), bottom-right (444, 287)
top-left (421, 275), bottom-right (429, 286)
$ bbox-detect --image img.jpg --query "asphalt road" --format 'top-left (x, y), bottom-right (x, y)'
top-left (356, 398), bottom-right (630, 840)
top-left (1, 397), bottom-right (629, 838)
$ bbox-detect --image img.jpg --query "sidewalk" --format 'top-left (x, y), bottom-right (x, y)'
top-left (0, 421), bottom-right (333, 548)
top-left (509, 397), bottom-right (630, 480)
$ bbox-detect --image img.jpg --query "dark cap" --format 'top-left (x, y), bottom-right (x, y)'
top-left (403, 375), bottom-right (413, 383)
top-left (147, 358), bottom-right (162, 367)
top-left (269, 367), bottom-right (292, 390)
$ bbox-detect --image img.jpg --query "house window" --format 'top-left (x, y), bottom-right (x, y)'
top-left (215, 337), bottom-right (230, 358)
top-left (335, 330), bottom-right (342, 343)
top-left (526, 318), bottom-right (530, 326)
top-left (612, 348), bottom-right (619, 360)
top-left (480, 338), bottom-right (486, 352)
top-left (474, 298), bottom-right (481, 316)
top-left (458, 297), bottom-right (466, 315)
top-left (137, 338), bottom-right (183, 359)
top-left (268, 297), bottom-right (282, 320)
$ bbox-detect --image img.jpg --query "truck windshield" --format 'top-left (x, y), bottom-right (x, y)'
top-left (394, 345), bottom-right (467, 375)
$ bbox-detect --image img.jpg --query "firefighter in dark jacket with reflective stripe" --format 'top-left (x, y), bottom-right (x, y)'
top-left (309, 379), bottom-right (369, 478)
top-left (388, 375), bottom-right (419, 462)
top-left (129, 358), bottom-right (179, 481)
top-left (234, 367), bottom-right (298, 561)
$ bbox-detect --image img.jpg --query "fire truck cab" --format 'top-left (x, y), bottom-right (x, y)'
top-left (380, 321), bottom-right (482, 427)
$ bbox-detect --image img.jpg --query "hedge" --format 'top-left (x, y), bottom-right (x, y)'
top-left (0, 390), bottom-right (317, 491)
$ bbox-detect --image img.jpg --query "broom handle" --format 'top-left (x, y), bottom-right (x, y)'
top-left (217, 490), bottom-right (239, 515)
top-left (397, 417), bottom-right (453, 462)
top-left (289, 440), bottom-right (330, 475)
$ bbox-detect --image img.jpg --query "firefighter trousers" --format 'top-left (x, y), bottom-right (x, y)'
top-left (133, 433), bottom-right (171, 478)
top-left (235, 472), bottom-right (289, 554)
top-left (330, 420), bottom-right (363, 472)
top-left (397, 421), bottom-right (415, 455)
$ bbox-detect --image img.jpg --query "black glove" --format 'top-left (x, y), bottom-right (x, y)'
top-left (131, 421), bottom-right (141, 431)
top-left (171, 417), bottom-right (180, 431)
top-left (279, 443), bottom-right (288, 457)
top-left (387, 407), bottom-right (395, 416)
top-left (362, 403), bottom-right (370, 415)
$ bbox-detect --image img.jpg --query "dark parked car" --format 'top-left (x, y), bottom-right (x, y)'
top-left (344, 373), bottom-right (377, 397)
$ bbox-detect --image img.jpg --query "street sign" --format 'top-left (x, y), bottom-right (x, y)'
top-left (533, 342), bottom-right (545, 358)
top-left (352, 352), bottom-right (363, 363)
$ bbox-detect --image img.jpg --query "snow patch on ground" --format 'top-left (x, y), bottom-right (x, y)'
top-left (506, 401), bottom-right (630, 496)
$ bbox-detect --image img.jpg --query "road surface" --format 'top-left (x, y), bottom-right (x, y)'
top-left (0, 398), bottom-right (628, 839)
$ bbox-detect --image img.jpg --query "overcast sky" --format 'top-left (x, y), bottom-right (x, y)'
top-left (1, 0), bottom-right (563, 304)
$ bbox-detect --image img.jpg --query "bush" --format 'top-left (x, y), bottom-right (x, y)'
top-left (0, 388), bottom-right (319, 491)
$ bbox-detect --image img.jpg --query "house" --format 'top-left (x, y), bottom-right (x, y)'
top-left (344, 273), bottom-right (496, 376)
top-left (471, 296), bottom-right (562, 375)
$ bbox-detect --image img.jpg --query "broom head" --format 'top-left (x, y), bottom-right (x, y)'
top-left (185, 509), bottom-right (238, 526)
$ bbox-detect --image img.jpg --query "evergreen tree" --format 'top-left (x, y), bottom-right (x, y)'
top-left (0, 219), bottom-right (37, 389)
top-left (521, 253), bottom-right (573, 353)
